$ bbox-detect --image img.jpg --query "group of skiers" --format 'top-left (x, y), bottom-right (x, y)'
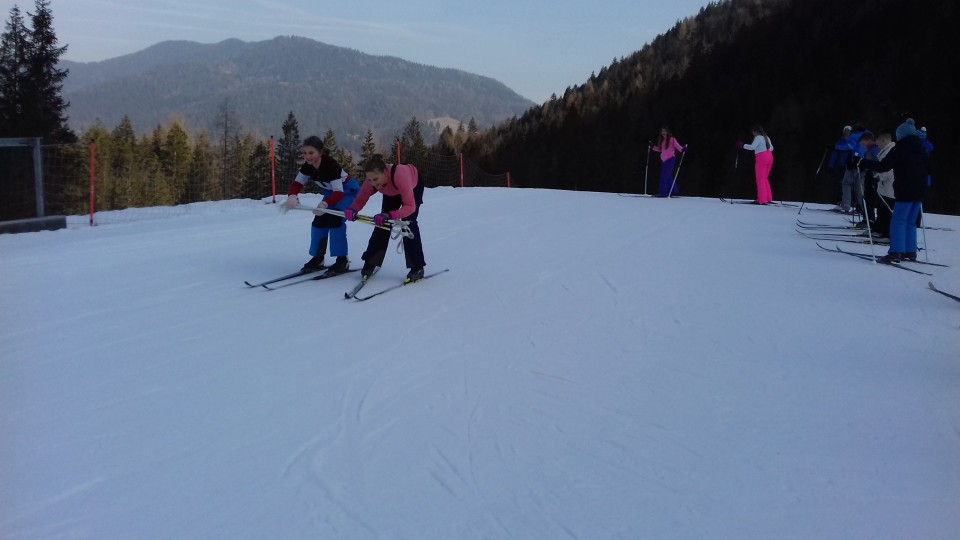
top-left (827, 118), bottom-right (933, 263)
top-left (282, 116), bottom-right (930, 274)
top-left (283, 136), bottom-right (427, 282)
top-left (650, 125), bottom-right (775, 204)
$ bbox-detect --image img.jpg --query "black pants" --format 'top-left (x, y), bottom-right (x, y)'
top-left (874, 195), bottom-right (895, 238)
top-left (864, 173), bottom-right (880, 223)
top-left (361, 179), bottom-right (425, 269)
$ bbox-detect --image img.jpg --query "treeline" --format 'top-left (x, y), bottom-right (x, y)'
top-left (50, 111), bottom-right (467, 215)
top-left (19, 110), bottom-right (492, 220)
top-left (464, 0), bottom-right (959, 215)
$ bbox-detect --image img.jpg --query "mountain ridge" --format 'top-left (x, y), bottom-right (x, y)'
top-left (60, 36), bottom-right (534, 150)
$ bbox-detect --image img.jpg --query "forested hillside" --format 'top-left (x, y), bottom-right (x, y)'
top-left (61, 36), bottom-right (532, 152)
top-left (461, 0), bottom-right (958, 215)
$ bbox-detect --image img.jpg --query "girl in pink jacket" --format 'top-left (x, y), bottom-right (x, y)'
top-left (344, 155), bottom-right (426, 281)
top-left (652, 127), bottom-right (686, 197)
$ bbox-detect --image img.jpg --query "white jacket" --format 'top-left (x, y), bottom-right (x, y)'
top-left (876, 142), bottom-right (896, 199)
top-left (742, 134), bottom-right (773, 154)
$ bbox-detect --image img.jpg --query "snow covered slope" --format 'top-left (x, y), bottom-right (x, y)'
top-left (2, 188), bottom-right (958, 539)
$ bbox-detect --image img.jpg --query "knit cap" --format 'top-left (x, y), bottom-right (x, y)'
top-left (895, 118), bottom-right (917, 141)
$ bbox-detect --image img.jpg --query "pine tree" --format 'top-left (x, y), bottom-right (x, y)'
top-left (0, 6), bottom-right (29, 137)
top-left (358, 128), bottom-right (378, 178)
top-left (0, 1), bottom-right (72, 141)
top-left (322, 128), bottom-right (338, 154)
top-left (215, 98), bottom-right (240, 200)
top-left (26, 0), bottom-right (71, 141)
top-left (163, 119), bottom-right (192, 203)
top-left (276, 111), bottom-right (301, 191)
top-left (400, 116), bottom-right (427, 166)
top-left (249, 140), bottom-right (271, 200)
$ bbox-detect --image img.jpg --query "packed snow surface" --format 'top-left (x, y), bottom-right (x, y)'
top-left (2, 188), bottom-right (959, 539)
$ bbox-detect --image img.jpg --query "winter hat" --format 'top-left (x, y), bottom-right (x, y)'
top-left (895, 119), bottom-right (917, 141)
top-left (843, 125), bottom-right (852, 132)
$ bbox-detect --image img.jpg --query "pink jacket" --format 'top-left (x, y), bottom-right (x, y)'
top-left (350, 163), bottom-right (420, 219)
top-left (653, 137), bottom-right (684, 162)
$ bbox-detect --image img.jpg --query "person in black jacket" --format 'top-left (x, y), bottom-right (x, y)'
top-left (860, 118), bottom-right (929, 263)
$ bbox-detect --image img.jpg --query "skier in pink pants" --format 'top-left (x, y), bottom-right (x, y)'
top-left (738, 125), bottom-right (774, 205)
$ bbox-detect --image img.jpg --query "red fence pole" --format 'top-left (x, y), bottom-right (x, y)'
top-left (270, 136), bottom-right (276, 203)
top-left (89, 142), bottom-right (96, 226)
top-left (459, 153), bottom-right (464, 188)
top-left (507, 172), bottom-right (511, 188)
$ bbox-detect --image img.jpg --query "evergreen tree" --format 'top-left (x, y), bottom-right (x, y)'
top-left (358, 128), bottom-right (378, 178)
top-left (322, 128), bottom-right (338, 154)
top-left (163, 119), bottom-right (192, 203)
top-left (400, 116), bottom-right (427, 165)
top-left (187, 131), bottom-right (214, 202)
top-left (109, 116), bottom-right (138, 209)
top-left (0, 1), bottom-right (72, 141)
top-left (276, 111), bottom-right (301, 191)
top-left (0, 6), bottom-right (29, 137)
top-left (26, 0), bottom-right (71, 142)
top-left (248, 140), bottom-right (271, 200)
top-left (215, 98), bottom-right (240, 200)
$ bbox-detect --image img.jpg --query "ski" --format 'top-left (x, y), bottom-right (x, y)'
top-left (815, 243), bottom-right (932, 275)
top-left (796, 220), bottom-right (863, 231)
top-left (262, 268), bottom-right (360, 290)
top-left (244, 268), bottom-right (322, 288)
top-left (343, 269), bottom-right (379, 299)
top-left (350, 269), bottom-right (450, 302)
top-left (814, 242), bottom-right (944, 267)
top-left (618, 193), bottom-right (652, 197)
top-left (928, 282), bottom-right (960, 303)
top-left (797, 229), bottom-right (885, 244)
top-left (799, 219), bottom-right (950, 233)
top-left (720, 197), bottom-right (799, 208)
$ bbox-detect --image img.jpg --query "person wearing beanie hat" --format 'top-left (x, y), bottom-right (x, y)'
top-left (860, 121), bottom-right (929, 264)
top-left (895, 119), bottom-right (917, 141)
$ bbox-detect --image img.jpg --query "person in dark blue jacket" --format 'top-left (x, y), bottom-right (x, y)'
top-left (828, 124), bottom-right (868, 212)
top-left (860, 119), bottom-right (929, 264)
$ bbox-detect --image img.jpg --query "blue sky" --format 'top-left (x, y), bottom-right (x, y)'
top-left (8, 0), bottom-right (711, 103)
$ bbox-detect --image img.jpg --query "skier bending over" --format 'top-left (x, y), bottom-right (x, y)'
top-left (284, 136), bottom-right (359, 275)
top-left (344, 154), bottom-right (427, 282)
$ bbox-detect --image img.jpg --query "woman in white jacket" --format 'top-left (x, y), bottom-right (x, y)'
top-left (738, 125), bottom-right (774, 205)
top-left (873, 132), bottom-right (896, 237)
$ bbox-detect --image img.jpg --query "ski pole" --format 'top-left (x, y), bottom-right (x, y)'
top-left (798, 148), bottom-right (829, 215)
top-left (643, 142), bottom-right (651, 196)
top-left (284, 204), bottom-right (415, 239)
top-left (731, 145), bottom-right (740, 203)
top-left (857, 164), bottom-right (876, 262)
top-left (667, 149), bottom-right (686, 199)
top-left (919, 203), bottom-right (928, 261)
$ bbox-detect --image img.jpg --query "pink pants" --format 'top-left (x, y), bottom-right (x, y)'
top-left (754, 150), bottom-right (773, 204)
